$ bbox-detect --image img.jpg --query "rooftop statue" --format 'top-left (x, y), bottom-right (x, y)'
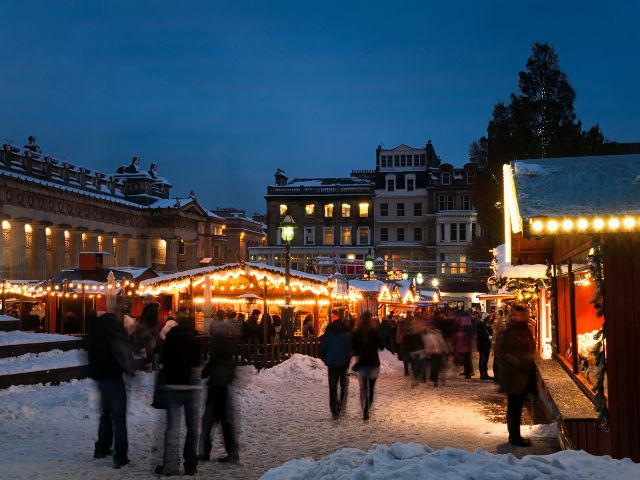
top-left (116, 156), bottom-right (141, 174)
top-left (24, 135), bottom-right (42, 153)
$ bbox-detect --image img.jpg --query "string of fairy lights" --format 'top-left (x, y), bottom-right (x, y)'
top-left (0, 279), bottom-right (138, 300)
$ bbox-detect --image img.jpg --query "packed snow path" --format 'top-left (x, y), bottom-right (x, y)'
top-left (0, 352), bottom-right (560, 479)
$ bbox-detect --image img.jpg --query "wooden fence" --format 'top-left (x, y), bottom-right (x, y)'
top-left (199, 336), bottom-right (321, 369)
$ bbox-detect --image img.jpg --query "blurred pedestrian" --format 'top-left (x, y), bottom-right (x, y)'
top-left (477, 312), bottom-right (493, 380)
top-left (302, 314), bottom-right (316, 338)
top-left (320, 311), bottom-right (352, 419)
top-left (351, 311), bottom-right (384, 421)
top-left (497, 305), bottom-right (535, 447)
top-left (87, 311), bottom-right (135, 469)
top-left (422, 325), bottom-right (448, 386)
top-left (155, 313), bottom-right (201, 476)
top-left (455, 312), bottom-right (474, 378)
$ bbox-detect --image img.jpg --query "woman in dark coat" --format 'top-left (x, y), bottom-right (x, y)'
top-left (351, 311), bottom-right (384, 420)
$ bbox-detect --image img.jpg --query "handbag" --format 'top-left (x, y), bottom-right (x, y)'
top-left (151, 369), bottom-right (169, 409)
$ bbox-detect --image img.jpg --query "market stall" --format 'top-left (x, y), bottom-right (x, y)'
top-left (503, 154), bottom-right (640, 461)
top-left (138, 262), bottom-right (363, 336)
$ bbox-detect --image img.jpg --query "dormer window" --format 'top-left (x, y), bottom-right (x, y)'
top-left (467, 170), bottom-right (475, 184)
top-left (441, 171), bottom-right (451, 185)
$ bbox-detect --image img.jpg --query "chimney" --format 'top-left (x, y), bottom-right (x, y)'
top-left (274, 169), bottom-right (288, 186)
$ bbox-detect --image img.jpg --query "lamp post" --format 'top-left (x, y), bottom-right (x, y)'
top-left (280, 214), bottom-right (296, 332)
top-left (364, 250), bottom-right (374, 279)
top-left (432, 278), bottom-right (441, 304)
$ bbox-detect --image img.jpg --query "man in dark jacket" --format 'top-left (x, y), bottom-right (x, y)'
top-left (320, 313), bottom-right (352, 419)
top-left (497, 305), bottom-right (535, 447)
top-left (476, 313), bottom-right (493, 380)
top-left (87, 312), bottom-right (135, 469)
top-left (140, 295), bottom-right (160, 369)
top-left (156, 316), bottom-right (201, 476)
top-left (198, 321), bottom-right (239, 464)
top-left (242, 309), bottom-right (261, 343)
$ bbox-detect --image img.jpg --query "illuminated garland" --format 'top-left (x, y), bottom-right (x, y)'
top-left (496, 277), bottom-right (549, 307)
top-left (546, 260), bottom-right (557, 356)
top-left (588, 241), bottom-right (608, 431)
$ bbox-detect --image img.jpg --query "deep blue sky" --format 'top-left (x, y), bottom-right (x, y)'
top-left (1, 1), bottom-right (639, 213)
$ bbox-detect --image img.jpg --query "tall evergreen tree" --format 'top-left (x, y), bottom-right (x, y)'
top-left (470, 42), bottom-right (609, 259)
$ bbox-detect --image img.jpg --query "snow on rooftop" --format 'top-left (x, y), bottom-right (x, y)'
top-left (512, 154), bottom-right (640, 218)
top-left (494, 244), bottom-right (548, 279)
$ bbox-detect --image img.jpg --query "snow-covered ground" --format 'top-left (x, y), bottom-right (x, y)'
top-left (0, 331), bottom-right (81, 346)
top-left (0, 352), bottom-right (585, 479)
top-left (262, 443), bottom-right (640, 479)
top-left (0, 349), bottom-right (87, 375)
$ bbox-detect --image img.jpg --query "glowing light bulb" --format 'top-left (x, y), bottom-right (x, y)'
top-left (577, 218), bottom-right (589, 230)
top-left (547, 220), bottom-right (558, 232)
top-left (593, 218), bottom-right (605, 230)
top-left (562, 220), bottom-right (573, 231)
top-left (608, 218), bottom-right (620, 230)
top-left (623, 217), bottom-right (636, 229)
top-left (532, 220), bottom-right (544, 232)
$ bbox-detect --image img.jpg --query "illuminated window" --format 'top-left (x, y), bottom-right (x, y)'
top-left (323, 227), bottom-right (334, 245)
top-left (341, 227), bottom-right (352, 245)
top-left (81, 232), bottom-right (88, 251)
top-left (46, 228), bottom-right (52, 251)
top-left (64, 231), bottom-right (71, 253)
top-left (359, 203), bottom-right (369, 217)
top-left (279, 204), bottom-right (287, 216)
top-left (98, 235), bottom-right (103, 251)
top-left (1, 220), bottom-right (9, 230)
top-left (324, 204), bottom-right (334, 218)
top-left (25, 224), bottom-right (33, 249)
top-left (341, 203), bottom-right (351, 218)
top-left (305, 204), bottom-right (315, 216)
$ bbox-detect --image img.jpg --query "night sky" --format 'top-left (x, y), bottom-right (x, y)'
top-left (1, 1), bottom-right (638, 214)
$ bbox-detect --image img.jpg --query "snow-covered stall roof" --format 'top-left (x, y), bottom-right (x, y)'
top-left (494, 244), bottom-right (547, 279)
top-left (512, 154), bottom-right (640, 218)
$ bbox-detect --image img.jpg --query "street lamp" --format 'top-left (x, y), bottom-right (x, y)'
top-left (431, 278), bottom-right (439, 288)
top-left (364, 250), bottom-right (374, 278)
top-left (416, 272), bottom-right (424, 285)
top-left (279, 214), bottom-right (296, 325)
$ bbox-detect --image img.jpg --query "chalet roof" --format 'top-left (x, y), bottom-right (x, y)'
top-left (512, 154), bottom-right (640, 218)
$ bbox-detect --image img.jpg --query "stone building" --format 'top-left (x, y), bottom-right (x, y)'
top-left (0, 138), bottom-right (226, 280)
top-left (210, 207), bottom-right (266, 262)
top-left (249, 169), bottom-right (375, 272)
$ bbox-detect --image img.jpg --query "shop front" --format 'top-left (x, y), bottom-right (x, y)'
top-left (503, 154), bottom-right (640, 461)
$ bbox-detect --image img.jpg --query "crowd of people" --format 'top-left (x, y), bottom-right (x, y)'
top-left (86, 298), bottom-right (536, 475)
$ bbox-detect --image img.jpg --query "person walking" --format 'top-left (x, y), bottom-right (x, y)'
top-left (242, 309), bottom-right (261, 343)
top-left (455, 312), bottom-right (474, 378)
top-left (139, 295), bottom-right (160, 370)
top-left (351, 311), bottom-right (384, 420)
top-left (155, 314), bottom-right (201, 476)
top-left (302, 314), bottom-right (316, 338)
top-left (492, 309), bottom-right (507, 382)
top-left (320, 312), bottom-right (352, 419)
top-left (403, 318), bottom-right (427, 385)
top-left (199, 320), bottom-right (239, 464)
top-left (477, 312), bottom-right (493, 380)
top-left (497, 305), bottom-right (535, 447)
top-left (422, 326), bottom-right (448, 386)
top-left (86, 311), bottom-right (135, 469)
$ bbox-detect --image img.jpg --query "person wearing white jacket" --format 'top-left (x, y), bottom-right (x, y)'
top-left (422, 327), bottom-right (449, 387)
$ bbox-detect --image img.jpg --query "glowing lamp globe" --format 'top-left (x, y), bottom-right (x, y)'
top-left (364, 257), bottom-right (374, 272)
top-left (416, 272), bottom-right (424, 285)
top-left (280, 214), bottom-right (296, 242)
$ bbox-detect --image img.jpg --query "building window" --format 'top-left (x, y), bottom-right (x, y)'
top-left (459, 223), bottom-right (467, 241)
top-left (414, 227), bottom-right (422, 242)
top-left (380, 228), bottom-right (389, 242)
top-left (341, 227), bottom-right (352, 245)
top-left (304, 226), bottom-right (315, 245)
top-left (323, 227), bottom-right (334, 245)
top-left (400, 155), bottom-right (406, 167)
top-left (439, 224), bottom-right (445, 242)
top-left (324, 204), bottom-right (334, 218)
top-left (358, 202), bottom-right (369, 217)
top-left (462, 194), bottom-right (472, 210)
top-left (438, 194), bottom-right (455, 211)
top-left (380, 203), bottom-right (389, 217)
top-left (213, 245), bottom-right (220, 259)
top-left (397, 203), bottom-right (405, 217)
top-left (467, 170), bottom-right (475, 184)
top-left (419, 154), bottom-right (426, 166)
top-left (413, 202), bottom-right (422, 216)
top-left (397, 227), bottom-right (405, 242)
top-left (450, 223), bottom-right (458, 242)
top-left (45, 228), bottom-right (52, 251)
top-left (407, 155), bottom-right (413, 167)
top-left (98, 235), bottom-right (103, 252)
top-left (394, 155), bottom-right (400, 167)
top-left (358, 227), bottom-right (370, 245)
top-left (64, 231), bottom-right (71, 253)
top-left (279, 204), bottom-right (287, 216)
top-left (406, 178), bottom-right (415, 191)
top-left (471, 223), bottom-right (477, 238)
top-left (305, 204), bottom-right (315, 216)
top-left (386, 177), bottom-right (395, 192)
top-left (441, 171), bottom-right (451, 185)
top-left (178, 241), bottom-right (185, 255)
top-left (380, 156), bottom-right (387, 168)
top-left (341, 203), bottom-right (351, 218)
top-left (2, 221), bottom-right (10, 248)
top-left (81, 232), bottom-right (87, 251)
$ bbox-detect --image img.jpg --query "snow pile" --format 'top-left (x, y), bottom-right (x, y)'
top-left (0, 349), bottom-right (87, 375)
top-left (0, 314), bottom-right (19, 322)
top-left (261, 443), bottom-right (640, 480)
top-left (259, 354), bottom-right (327, 383)
top-left (0, 331), bottom-right (81, 346)
top-left (379, 349), bottom-right (403, 374)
